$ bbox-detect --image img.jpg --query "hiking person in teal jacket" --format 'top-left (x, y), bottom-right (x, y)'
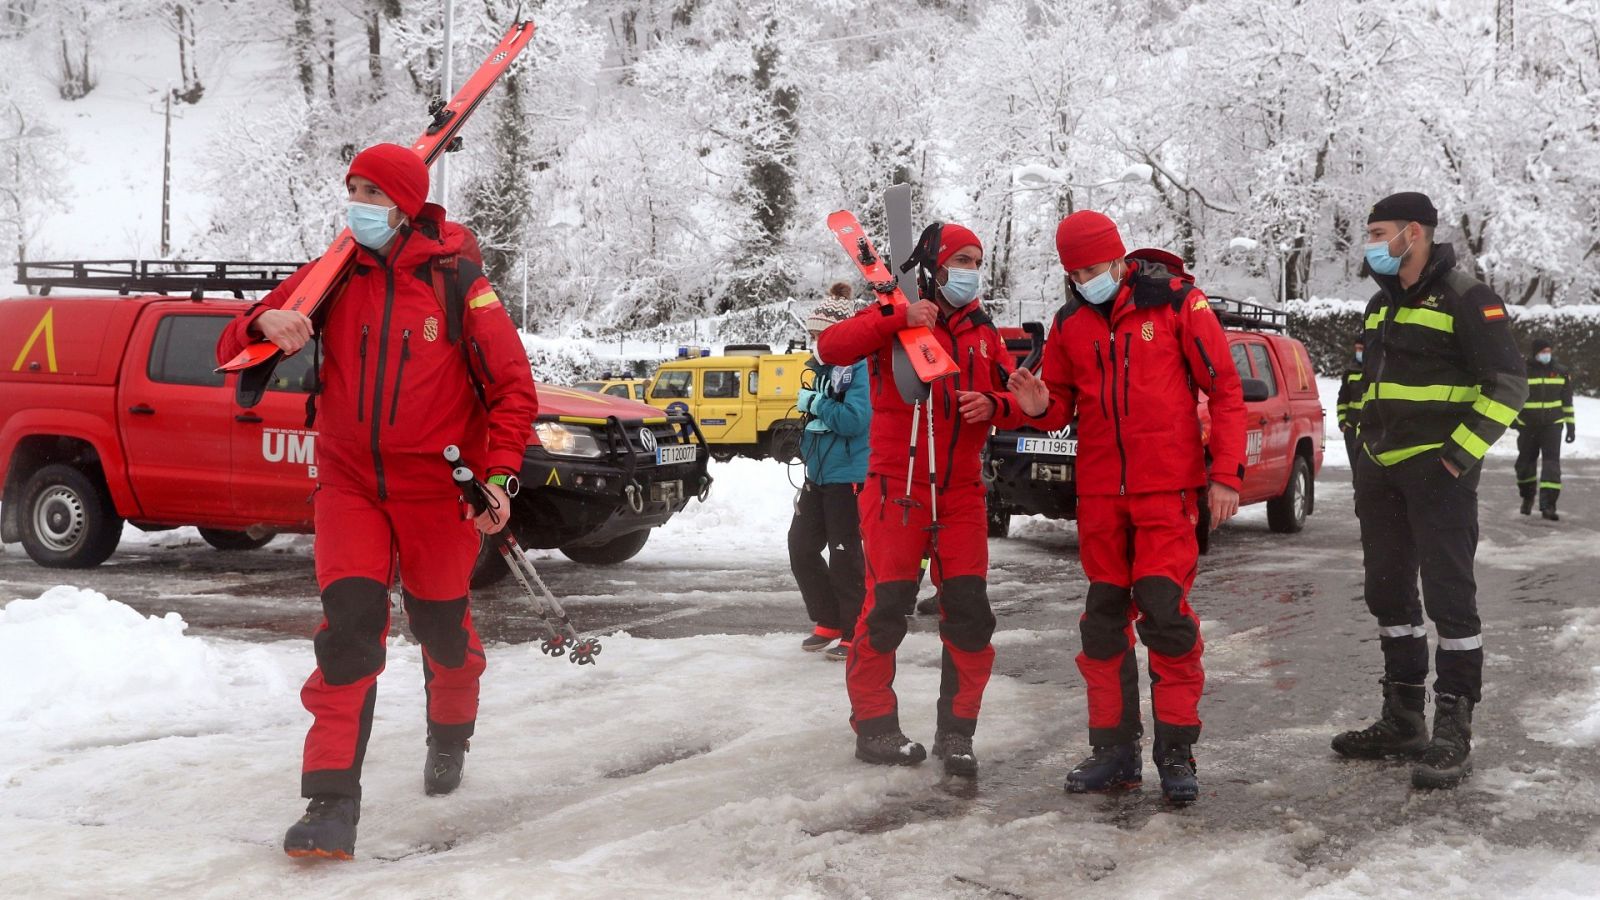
top-left (791, 292), bottom-right (873, 662)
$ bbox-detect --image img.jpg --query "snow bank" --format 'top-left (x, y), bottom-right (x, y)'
top-left (0, 586), bottom-right (296, 756)
top-left (641, 456), bottom-right (799, 564)
top-left (1527, 608), bottom-right (1600, 747)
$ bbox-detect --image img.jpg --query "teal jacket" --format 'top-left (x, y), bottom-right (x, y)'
top-left (800, 359), bottom-right (871, 484)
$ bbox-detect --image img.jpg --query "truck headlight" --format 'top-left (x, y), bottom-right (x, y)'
top-left (534, 421), bottom-right (603, 458)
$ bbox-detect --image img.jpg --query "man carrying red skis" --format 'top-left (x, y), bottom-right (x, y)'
top-left (216, 143), bottom-right (538, 858)
top-left (977, 210), bottom-right (1246, 803)
top-left (818, 223), bottom-right (1020, 776)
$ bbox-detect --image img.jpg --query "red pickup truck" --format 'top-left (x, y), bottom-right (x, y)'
top-left (984, 299), bottom-right (1325, 550)
top-left (0, 261), bottom-right (710, 581)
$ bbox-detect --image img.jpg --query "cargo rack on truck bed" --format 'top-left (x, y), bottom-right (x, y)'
top-left (1209, 295), bottom-right (1287, 332)
top-left (14, 259), bottom-right (302, 299)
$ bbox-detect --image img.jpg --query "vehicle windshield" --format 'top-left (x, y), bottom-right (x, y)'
top-left (573, 381), bottom-right (604, 392)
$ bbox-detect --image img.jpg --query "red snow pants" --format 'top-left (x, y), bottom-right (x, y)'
top-left (1075, 491), bottom-right (1206, 749)
top-left (300, 483), bottom-right (486, 799)
top-left (847, 475), bottom-right (995, 738)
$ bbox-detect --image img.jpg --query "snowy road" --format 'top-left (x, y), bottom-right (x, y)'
top-left (2, 458), bottom-right (1599, 897)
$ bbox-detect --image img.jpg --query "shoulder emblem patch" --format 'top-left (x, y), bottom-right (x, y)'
top-left (1191, 296), bottom-right (1210, 312)
top-left (1141, 321), bottom-right (1155, 342)
top-left (1481, 305), bottom-right (1507, 322)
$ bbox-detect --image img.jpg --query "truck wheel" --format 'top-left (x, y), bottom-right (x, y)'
top-left (198, 528), bottom-right (274, 551)
top-left (1195, 489), bottom-right (1212, 556)
top-left (470, 535), bottom-right (511, 589)
top-left (1268, 456), bottom-right (1312, 534)
top-left (559, 528), bottom-right (650, 566)
top-left (986, 503), bottom-right (1011, 539)
top-left (19, 464), bottom-right (123, 568)
top-left (766, 422), bottom-right (803, 464)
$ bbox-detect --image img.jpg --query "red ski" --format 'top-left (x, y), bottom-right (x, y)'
top-left (218, 18), bottom-right (537, 407)
top-left (826, 210), bottom-right (958, 384)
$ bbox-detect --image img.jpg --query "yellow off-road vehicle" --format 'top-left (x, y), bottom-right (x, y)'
top-left (645, 343), bottom-right (811, 461)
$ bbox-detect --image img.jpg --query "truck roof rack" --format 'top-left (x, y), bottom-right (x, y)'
top-left (1209, 295), bottom-right (1286, 332)
top-left (14, 259), bottom-right (302, 299)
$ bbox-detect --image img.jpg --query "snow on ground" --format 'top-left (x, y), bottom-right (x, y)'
top-left (1526, 608), bottom-right (1600, 748)
top-left (1314, 377), bottom-right (1600, 468)
top-left (4, 585), bottom-right (1600, 899)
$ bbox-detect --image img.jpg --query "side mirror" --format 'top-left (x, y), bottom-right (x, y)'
top-left (1241, 377), bottom-right (1269, 403)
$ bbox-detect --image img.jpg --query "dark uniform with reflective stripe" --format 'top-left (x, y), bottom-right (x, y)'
top-left (1355, 242), bottom-right (1527, 703)
top-left (1335, 364), bottom-right (1364, 478)
top-left (1514, 357), bottom-right (1576, 513)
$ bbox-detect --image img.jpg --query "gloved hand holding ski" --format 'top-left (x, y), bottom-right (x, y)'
top-left (444, 445), bottom-right (601, 665)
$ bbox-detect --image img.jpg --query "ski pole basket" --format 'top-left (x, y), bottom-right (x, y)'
top-left (1209, 295), bottom-right (1287, 332)
top-left (15, 259), bottom-right (303, 299)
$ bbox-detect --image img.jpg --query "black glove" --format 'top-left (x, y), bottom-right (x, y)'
top-left (1567, 423), bottom-right (1577, 444)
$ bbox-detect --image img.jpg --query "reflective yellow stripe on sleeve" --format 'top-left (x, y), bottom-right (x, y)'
top-left (1450, 424), bottom-right (1491, 460)
top-left (1471, 394), bottom-right (1519, 427)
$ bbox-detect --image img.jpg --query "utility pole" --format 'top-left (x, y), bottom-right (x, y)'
top-left (161, 90), bottom-right (172, 258)
top-left (435, 0), bottom-right (454, 208)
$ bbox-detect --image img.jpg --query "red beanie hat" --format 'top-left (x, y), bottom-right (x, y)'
top-left (1055, 210), bottom-right (1126, 272)
top-left (936, 223), bottom-right (983, 268)
top-left (346, 143), bottom-right (429, 218)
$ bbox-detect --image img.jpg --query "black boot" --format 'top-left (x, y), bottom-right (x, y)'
top-left (1520, 495), bottom-right (1534, 516)
top-left (855, 730), bottom-right (926, 766)
top-left (283, 795), bottom-right (360, 860)
top-left (931, 730), bottom-right (977, 777)
top-left (1412, 694), bottom-right (1474, 789)
top-left (1153, 740), bottom-right (1199, 804)
top-left (1064, 741), bottom-right (1142, 793)
top-left (424, 738), bottom-right (468, 796)
top-left (1542, 507), bottom-right (1560, 522)
top-left (1331, 680), bottom-right (1428, 759)
top-left (916, 593), bottom-right (941, 616)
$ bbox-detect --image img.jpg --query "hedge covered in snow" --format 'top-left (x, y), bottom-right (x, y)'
top-left (1288, 299), bottom-right (1599, 393)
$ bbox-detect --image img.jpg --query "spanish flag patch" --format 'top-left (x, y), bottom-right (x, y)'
top-left (1481, 304), bottom-right (1506, 322)
top-left (467, 288), bottom-right (502, 310)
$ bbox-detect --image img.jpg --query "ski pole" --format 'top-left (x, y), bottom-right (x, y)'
top-left (443, 446), bottom-right (601, 665)
top-left (925, 381), bottom-right (942, 542)
top-left (899, 398), bottom-right (922, 525)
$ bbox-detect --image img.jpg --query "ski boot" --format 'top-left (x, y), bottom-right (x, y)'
top-left (1412, 694), bottom-right (1474, 789)
top-left (1331, 680), bottom-right (1428, 759)
top-left (856, 730), bottom-right (927, 766)
top-left (424, 738), bottom-right (468, 796)
top-left (283, 795), bottom-right (359, 860)
top-left (1064, 742), bottom-right (1142, 793)
top-left (1154, 740), bottom-right (1199, 804)
top-left (931, 731), bottom-right (977, 777)
top-left (801, 632), bottom-right (835, 652)
top-left (824, 641), bottom-right (851, 662)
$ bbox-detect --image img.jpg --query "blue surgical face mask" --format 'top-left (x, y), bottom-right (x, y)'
top-left (1078, 268), bottom-right (1119, 305)
top-left (348, 201), bottom-right (399, 249)
top-left (940, 267), bottom-right (982, 306)
top-left (1536, 352), bottom-right (1552, 365)
top-left (1364, 229), bottom-right (1413, 277)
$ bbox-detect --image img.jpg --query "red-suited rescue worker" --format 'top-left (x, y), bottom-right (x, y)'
top-left (216, 143), bottom-right (538, 859)
top-left (1331, 192), bottom-right (1526, 790)
top-left (817, 223), bottom-right (1016, 776)
top-left (1513, 338), bottom-right (1576, 521)
top-left (978, 210), bottom-right (1246, 803)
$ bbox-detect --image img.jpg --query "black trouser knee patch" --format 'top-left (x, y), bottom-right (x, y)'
top-left (1132, 576), bottom-right (1198, 658)
top-left (403, 591), bottom-right (470, 668)
top-left (1081, 582), bottom-right (1133, 659)
top-left (316, 577), bottom-right (390, 685)
top-left (938, 575), bottom-right (995, 653)
top-left (866, 580), bottom-right (917, 652)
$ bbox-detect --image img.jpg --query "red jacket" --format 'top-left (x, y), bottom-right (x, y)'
top-left (1019, 254), bottom-right (1246, 496)
top-left (217, 205), bottom-right (538, 499)
top-left (818, 301), bottom-right (1015, 488)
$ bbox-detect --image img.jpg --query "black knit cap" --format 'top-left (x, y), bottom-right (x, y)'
top-left (1533, 338), bottom-right (1552, 353)
top-left (1368, 191), bottom-right (1438, 227)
